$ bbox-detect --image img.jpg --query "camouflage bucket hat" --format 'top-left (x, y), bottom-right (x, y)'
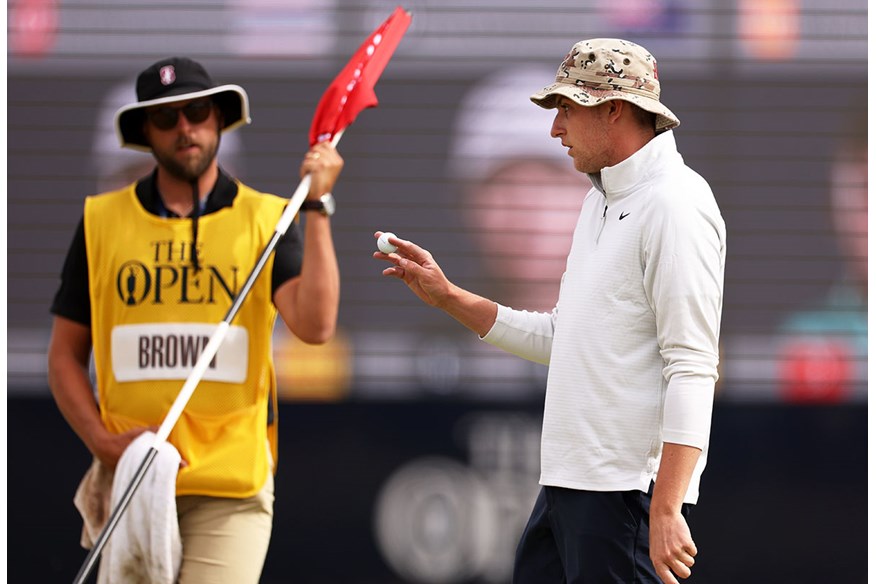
top-left (531, 38), bottom-right (680, 132)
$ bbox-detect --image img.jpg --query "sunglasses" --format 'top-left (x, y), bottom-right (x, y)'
top-left (146, 99), bottom-right (214, 130)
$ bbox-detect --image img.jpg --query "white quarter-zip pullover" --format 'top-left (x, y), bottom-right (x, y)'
top-left (482, 130), bottom-right (725, 504)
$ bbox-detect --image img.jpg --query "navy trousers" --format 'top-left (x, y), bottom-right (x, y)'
top-left (513, 485), bottom-right (691, 584)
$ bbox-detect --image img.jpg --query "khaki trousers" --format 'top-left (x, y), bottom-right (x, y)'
top-left (175, 472), bottom-right (275, 584)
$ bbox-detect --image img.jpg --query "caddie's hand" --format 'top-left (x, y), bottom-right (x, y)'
top-left (301, 142), bottom-right (343, 199)
top-left (650, 511), bottom-right (697, 584)
top-left (92, 426), bottom-right (156, 471)
top-left (373, 231), bottom-right (453, 308)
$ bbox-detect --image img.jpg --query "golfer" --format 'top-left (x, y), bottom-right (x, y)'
top-left (375, 38), bottom-right (725, 583)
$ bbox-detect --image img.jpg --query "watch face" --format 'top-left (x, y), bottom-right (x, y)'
top-left (321, 193), bottom-right (336, 216)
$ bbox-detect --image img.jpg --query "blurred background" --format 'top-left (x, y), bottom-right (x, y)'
top-left (6, 0), bottom-right (867, 582)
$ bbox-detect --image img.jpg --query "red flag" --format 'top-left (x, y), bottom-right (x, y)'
top-left (309, 6), bottom-right (412, 145)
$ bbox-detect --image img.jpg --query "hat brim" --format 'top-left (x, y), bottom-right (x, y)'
top-left (115, 84), bottom-right (251, 151)
top-left (531, 82), bottom-right (680, 131)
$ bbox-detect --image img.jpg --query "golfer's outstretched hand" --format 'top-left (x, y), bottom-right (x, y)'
top-left (373, 232), bottom-right (453, 308)
top-left (373, 231), bottom-right (498, 336)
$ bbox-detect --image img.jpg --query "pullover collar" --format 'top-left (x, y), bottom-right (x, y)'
top-left (588, 130), bottom-right (681, 205)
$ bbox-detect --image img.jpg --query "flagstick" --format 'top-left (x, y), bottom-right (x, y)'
top-left (72, 130), bottom-right (345, 584)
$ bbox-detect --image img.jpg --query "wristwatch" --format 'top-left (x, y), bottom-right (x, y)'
top-left (301, 192), bottom-right (336, 217)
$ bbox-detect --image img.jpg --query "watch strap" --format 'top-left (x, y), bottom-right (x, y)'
top-left (300, 199), bottom-right (325, 211)
top-left (300, 192), bottom-right (335, 216)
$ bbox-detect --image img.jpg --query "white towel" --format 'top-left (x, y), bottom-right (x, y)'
top-left (96, 432), bottom-right (183, 584)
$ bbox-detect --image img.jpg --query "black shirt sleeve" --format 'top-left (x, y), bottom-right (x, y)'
top-left (50, 217), bottom-right (92, 326)
top-left (271, 219), bottom-right (304, 294)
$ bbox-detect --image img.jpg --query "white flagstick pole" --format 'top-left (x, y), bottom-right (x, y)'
top-left (73, 131), bottom-right (344, 584)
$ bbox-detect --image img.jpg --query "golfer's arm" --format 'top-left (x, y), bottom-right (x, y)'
top-left (651, 442), bottom-right (701, 517)
top-left (47, 316), bottom-right (107, 455)
top-left (436, 283), bottom-right (498, 338)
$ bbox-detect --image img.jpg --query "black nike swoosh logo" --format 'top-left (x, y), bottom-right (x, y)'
top-left (619, 212), bottom-right (630, 220)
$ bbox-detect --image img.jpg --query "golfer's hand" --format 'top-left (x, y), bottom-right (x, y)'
top-left (373, 232), bottom-right (453, 308)
top-left (650, 511), bottom-right (697, 584)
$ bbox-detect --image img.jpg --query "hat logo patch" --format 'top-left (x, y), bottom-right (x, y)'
top-left (159, 65), bottom-right (176, 86)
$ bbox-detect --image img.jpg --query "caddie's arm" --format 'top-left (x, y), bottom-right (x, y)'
top-left (273, 141), bottom-right (342, 344)
top-left (47, 316), bottom-right (150, 469)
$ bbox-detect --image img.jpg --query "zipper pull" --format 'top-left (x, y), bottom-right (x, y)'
top-left (596, 204), bottom-right (608, 244)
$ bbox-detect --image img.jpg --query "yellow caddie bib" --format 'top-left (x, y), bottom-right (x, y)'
top-left (84, 181), bottom-right (287, 498)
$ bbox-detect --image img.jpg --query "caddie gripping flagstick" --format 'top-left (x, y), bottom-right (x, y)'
top-left (72, 7), bottom-right (412, 584)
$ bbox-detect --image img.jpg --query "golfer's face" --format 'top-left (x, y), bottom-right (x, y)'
top-left (551, 98), bottom-right (612, 175)
top-left (144, 98), bottom-right (221, 182)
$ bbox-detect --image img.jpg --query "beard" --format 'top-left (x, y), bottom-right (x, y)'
top-left (153, 133), bottom-right (221, 182)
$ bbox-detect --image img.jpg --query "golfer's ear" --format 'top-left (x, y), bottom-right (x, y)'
top-left (606, 100), bottom-right (625, 123)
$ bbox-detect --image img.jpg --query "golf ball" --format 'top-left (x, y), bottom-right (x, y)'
top-left (377, 232), bottom-right (398, 254)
